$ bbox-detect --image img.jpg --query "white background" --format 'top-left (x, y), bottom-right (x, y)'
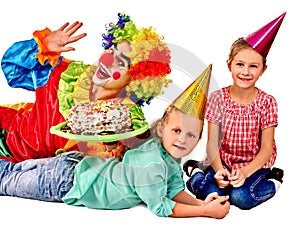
top-left (0, 0), bottom-right (298, 224)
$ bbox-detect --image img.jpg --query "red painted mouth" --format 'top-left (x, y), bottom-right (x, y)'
top-left (96, 63), bottom-right (111, 80)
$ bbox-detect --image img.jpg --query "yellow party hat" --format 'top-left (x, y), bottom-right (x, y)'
top-left (172, 64), bottom-right (212, 120)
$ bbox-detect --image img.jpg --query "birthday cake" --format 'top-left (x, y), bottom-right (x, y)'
top-left (67, 100), bottom-right (132, 135)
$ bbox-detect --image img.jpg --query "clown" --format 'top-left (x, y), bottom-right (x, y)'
top-left (0, 13), bottom-right (171, 162)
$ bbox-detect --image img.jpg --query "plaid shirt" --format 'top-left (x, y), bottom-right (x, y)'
top-left (205, 86), bottom-right (278, 170)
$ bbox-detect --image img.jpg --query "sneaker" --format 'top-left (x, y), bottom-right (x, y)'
top-left (183, 160), bottom-right (206, 177)
top-left (267, 167), bottom-right (284, 183)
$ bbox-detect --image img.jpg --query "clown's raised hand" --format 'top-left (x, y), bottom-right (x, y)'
top-left (43, 21), bottom-right (87, 53)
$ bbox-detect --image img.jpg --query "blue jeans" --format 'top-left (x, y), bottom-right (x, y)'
top-left (186, 167), bottom-right (276, 210)
top-left (0, 151), bottom-right (84, 201)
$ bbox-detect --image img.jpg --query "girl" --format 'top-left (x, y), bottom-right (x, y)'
top-left (184, 13), bottom-right (286, 210)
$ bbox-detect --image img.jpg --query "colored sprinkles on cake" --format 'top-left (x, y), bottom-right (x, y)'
top-left (67, 100), bottom-right (132, 135)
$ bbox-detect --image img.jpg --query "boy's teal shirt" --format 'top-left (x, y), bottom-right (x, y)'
top-left (63, 138), bottom-right (184, 217)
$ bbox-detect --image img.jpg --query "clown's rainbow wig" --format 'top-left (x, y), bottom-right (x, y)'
top-left (102, 13), bottom-right (172, 106)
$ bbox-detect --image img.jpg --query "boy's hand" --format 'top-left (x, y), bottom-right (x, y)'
top-left (204, 195), bottom-right (230, 219)
top-left (204, 192), bottom-right (219, 204)
top-left (204, 192), bottom-right (229, 205)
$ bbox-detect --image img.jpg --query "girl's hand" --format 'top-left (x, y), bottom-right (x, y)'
top-left (229, 168), bottom-right (247, 187)
top-left (43, 21), bottom-right (87, 53)
top-left (214, 168), bottom-right (231, 188)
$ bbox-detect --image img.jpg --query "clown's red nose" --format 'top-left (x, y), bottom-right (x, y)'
top-left (100, 53), bottom-right (114, 66)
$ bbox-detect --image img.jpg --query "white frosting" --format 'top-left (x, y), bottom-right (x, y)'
top-left (67, 100), bottom-right (132, 135)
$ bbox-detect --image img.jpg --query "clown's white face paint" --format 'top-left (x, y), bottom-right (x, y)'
top-left (91, 41), bottom-right (132, 100)
top-left (93, 41), bottom-right (131, 88)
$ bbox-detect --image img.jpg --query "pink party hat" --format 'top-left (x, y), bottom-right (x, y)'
top-left (244, 12), bottom-right (286, 58)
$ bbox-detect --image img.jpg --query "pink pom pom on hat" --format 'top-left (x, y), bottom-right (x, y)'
top-left (244, 12), bottom-right (286, 58)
